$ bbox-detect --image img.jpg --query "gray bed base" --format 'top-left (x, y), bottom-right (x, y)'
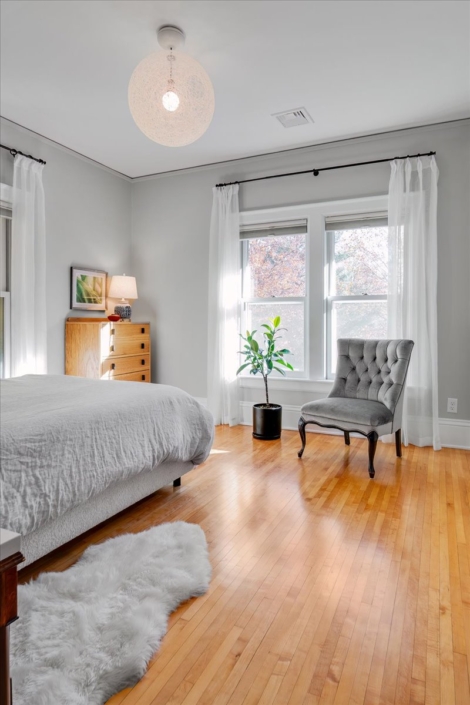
top-left (21, 460), bottom-right (193, 568)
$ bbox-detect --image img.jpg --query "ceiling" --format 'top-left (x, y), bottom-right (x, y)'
top-left (1, 0), bottom-right (469, 178)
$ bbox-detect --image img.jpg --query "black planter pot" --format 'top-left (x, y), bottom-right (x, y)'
top-left (252, 403), bottom-right (282, 440)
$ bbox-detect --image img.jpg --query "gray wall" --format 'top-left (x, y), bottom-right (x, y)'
top-left (131, 120), bottom-right (470, 421)
top-left (0, 119), bottom-right (132, 375)
top-left (1, 118), bottom-right (468, 420)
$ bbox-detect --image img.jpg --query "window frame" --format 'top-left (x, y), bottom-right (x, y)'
top-left (240, 231), bottom-right (309, 379)
top-left (239, 195), bottom-right (389, 388)
top-left (325, 215), bottom-right (388, 379)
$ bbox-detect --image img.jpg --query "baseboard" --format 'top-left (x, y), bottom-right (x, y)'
top-left (239, 401), bottom-right (470, 450)
top-left (438, 418), bottom-right (470, 450)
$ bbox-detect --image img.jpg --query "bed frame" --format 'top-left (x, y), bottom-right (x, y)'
top-left (20, 460), bottom-right (193, 568)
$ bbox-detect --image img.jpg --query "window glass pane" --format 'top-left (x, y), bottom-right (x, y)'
top-left (330, 300), bottom-right (387, 373)
top-left (329, 225), bottom-right (388, 295)
top-left (246, 301), bottom-right (304, 372)
top-left (244, 233), bottom-right (305, 298)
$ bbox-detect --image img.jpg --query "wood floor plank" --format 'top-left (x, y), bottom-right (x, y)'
top-left (18, 426), bottom-right (470, 705)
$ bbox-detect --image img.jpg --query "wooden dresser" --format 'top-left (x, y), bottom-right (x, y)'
top-left (65, 318), bottom-right (151, 382)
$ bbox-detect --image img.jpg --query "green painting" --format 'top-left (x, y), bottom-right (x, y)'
top-left (71, 267), bottom-right (107, 311)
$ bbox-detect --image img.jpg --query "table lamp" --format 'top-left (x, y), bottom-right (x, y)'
top-left (108, 274), bottom-right (138, 321)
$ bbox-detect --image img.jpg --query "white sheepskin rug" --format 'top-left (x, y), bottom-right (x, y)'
top-left (11, 521), bottom-right (211, 705)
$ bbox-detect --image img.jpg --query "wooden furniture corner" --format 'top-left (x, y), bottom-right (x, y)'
top-left (0, 532), bottom-right (24, 705)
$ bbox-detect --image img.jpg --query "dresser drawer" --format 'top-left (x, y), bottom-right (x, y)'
top-left (110, 323), bottom-right (150, 339)
top-left (107, 339), bottom-right (150, 357)
top-left (101, 354), bottom-right (150, 378)
top-left (112, 371), bottom-right (150, 383)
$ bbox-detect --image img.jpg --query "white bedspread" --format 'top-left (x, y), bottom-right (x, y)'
top-left (1, 375), bottom-right (214, 535)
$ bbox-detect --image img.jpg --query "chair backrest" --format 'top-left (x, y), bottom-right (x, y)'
top-left (329, 339), bottom-right (414, 414)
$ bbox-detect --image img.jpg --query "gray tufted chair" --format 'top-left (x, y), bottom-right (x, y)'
top-left (298, 339), bottom-right (414, 478)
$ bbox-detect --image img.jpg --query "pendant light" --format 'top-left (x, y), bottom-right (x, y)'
top-left (128, 26), bottom-right (215, 147)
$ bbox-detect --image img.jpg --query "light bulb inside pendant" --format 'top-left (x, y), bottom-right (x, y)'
top-left (162, 90), bottom-right (179, 111)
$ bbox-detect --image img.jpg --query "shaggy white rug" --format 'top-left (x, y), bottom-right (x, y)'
top-left (11, 521), bottom-right (211, 705)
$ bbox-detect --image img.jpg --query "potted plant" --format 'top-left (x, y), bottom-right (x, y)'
top-left (237, 316), bottom-right (293, 440)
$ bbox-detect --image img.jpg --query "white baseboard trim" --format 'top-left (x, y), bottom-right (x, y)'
top-left (239, 401), bottom-right (470, 450)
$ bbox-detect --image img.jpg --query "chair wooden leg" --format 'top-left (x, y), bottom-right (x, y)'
top-left (344, 431), bottom-right (350, 446)
top-left (367, 431), bottom-right (378, 478)
top-left (395, 429), bottom-right (402, 458)
top-left (298, 418), bottom-right (307, 458)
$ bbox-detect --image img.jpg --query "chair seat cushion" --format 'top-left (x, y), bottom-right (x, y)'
top-left (301, 397), bottom-right (393, 427)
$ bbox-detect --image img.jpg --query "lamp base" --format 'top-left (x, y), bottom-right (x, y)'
top-left (114, 304), bottom-right (132, 320)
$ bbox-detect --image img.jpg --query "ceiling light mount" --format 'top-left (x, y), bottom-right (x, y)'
top-left (157, 25), bottom-right (185, 51)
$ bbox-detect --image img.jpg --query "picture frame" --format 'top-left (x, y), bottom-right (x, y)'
top-left (70, 267), bottom-right (107, 311)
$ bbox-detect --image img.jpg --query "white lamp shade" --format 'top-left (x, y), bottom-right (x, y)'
top-left (108, 275), bottom-right (138, 300)
top-left (128, 50), bottom-right (215, 147)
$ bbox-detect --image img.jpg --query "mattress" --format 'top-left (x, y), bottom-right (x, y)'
top-left (1, 375), bottom-right (214, 536)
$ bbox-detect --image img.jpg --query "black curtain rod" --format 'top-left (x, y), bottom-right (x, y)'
top-left (215, 151), bottom-right (436, 188)
top-left (0, 143), bottom-right (46, 165)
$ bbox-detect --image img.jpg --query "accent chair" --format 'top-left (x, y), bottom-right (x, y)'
top-left (298, 338), bottom-right (414, 478)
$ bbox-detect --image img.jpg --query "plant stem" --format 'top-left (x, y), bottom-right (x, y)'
top-left (263, 375), bottom-right (269, 405)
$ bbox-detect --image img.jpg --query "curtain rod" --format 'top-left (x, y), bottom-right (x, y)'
top-left (0, 143), bottom-right (46, 165)
top-left (215, 151), bottom-right (436, 188)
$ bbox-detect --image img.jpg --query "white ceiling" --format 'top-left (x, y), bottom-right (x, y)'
top-left (1, 0), bottom-right (469, 178)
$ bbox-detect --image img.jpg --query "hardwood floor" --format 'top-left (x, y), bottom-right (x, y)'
top-left (19, 426), bottom-right (470, 704)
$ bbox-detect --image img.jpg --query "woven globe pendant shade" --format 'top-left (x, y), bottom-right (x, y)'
top-left (128, 50), bottom-right (215, 147)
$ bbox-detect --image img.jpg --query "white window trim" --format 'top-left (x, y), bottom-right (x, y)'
top-left (239, 194), bottom-right (388, 390)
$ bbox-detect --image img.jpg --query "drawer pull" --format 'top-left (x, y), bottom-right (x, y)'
top-left (141, 327), bottom-right (145, 334)
top-left (141, 359), bottom-right (145, 365)
top-left (141, 343), bottom-right (145, 349)
top-left (142, 374), bottom-right (146, 381)
top-left (111, 363), bottom-right (116, 370)
top-left (111, 328), bottom-right (115, 335)
top-left (110, 345), bottom-right (114, 352)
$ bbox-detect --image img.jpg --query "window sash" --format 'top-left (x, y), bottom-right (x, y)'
top-left (325, 220), bottom-right (388, 379)
top-left (240, 236), bottom-right (308, 377)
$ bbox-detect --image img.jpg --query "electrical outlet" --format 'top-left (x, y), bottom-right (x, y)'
top-left (447, 398), bottom-right (458, 413)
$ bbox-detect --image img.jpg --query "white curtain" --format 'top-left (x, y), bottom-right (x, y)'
top-left (207, 185), bottom-right (241, 425)
top-left (11, 155), bottom-right (47, 376)
top-left (388, 156), bottom-right (440, 449)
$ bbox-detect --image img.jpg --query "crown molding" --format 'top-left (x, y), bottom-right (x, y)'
top-left (133, 117), bottom-right (470, 183)
top-left (1, 115), bottom-right (468, 184)
top-left (0, 116), bottom-right (132, 182)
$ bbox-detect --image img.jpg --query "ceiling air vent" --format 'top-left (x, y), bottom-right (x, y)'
top-left (272, 107), bottom-right (313, 128)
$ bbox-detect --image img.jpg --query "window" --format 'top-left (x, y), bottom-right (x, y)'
top-left (241, 220), bottom-right (307, 374)
top-left (0, 206), bottom-right (12, 378)
top-left (239, 196), bottom-right (389, 385)
top-left (326, 214), bottom-right (388, 377)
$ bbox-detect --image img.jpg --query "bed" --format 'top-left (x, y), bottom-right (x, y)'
top-left (0, 375), bottom-right (214, 567)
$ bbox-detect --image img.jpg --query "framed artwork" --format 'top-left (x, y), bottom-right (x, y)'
top-left (70, 267), bottom-right (107, 311)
